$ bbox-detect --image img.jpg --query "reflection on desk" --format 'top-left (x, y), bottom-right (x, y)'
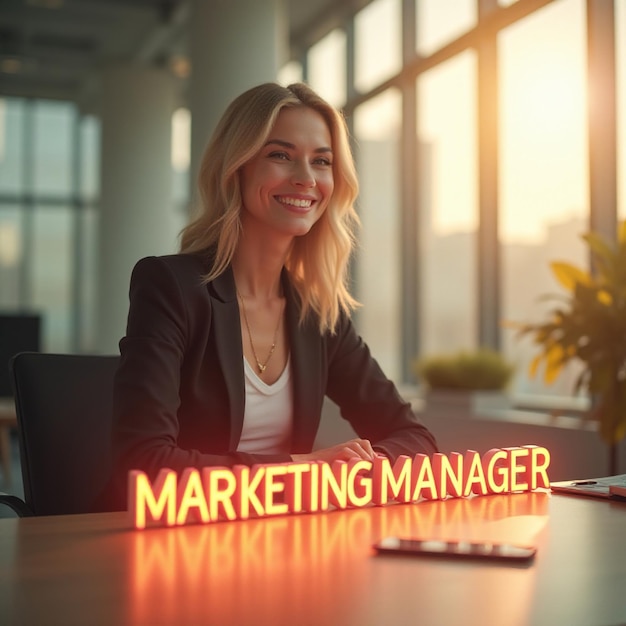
top-left (0, 492), bottom-right (625, 626)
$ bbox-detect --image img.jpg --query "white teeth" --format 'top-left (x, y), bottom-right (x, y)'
top-left (277, 196), bottom-right (313, 208)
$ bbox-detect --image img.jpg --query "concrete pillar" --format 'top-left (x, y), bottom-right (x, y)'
top-left (188, 0), bottom-right (287, 194)
top-left (96, 65), bottom-right (178, 353)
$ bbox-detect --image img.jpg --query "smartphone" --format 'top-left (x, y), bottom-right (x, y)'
top-left (373, 537), bottom-right (536, 563)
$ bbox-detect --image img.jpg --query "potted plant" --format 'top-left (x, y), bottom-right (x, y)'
top-left (414, 348), bottom-right (514, 416)
top-left (516, 221), bottom-right (626, 474)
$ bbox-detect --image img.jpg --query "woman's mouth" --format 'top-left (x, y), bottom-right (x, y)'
top-left (275, 195), bottom-right (315, 209)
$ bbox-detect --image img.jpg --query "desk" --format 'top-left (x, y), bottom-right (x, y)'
top-left (0, 493), bottom-right (624, 626)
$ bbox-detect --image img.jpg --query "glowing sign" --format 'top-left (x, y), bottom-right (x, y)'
top-left (129, 445), bottom-right (551, 529)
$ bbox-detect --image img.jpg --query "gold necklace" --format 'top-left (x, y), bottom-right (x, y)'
top-left (237, 290), bottom-right (284, 375)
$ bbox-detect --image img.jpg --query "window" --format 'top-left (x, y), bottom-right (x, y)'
top-left (499, 0), bottom-right (588, 397)
top-left (0, 99), bottom-right (101, 353)
top-left (307, 29), bottom-right (347, 109)
top-left (355, 0), bottom-right (402, 93)
top-left (417, 50), bottom-right (478, 357)
top-left (33, 101), bottom-right (73, 196)
top-left (0, 206), bottom-right (22, 308)
top-left (0, 98), bottom-right (25, 194)
top-left (353, 89), bottom-right (402, 379)
top-left (416, 0), bottom-right (476, 57)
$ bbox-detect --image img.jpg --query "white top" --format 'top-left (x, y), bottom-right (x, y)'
top-left (237, 356), bottom-right (293, 454)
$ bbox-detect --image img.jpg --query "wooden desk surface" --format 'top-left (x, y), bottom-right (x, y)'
top-left (0, 493), bottom-right (625, 626)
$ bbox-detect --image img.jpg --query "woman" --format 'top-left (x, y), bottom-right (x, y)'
top-left (111, 82), bottom-right (437, 502)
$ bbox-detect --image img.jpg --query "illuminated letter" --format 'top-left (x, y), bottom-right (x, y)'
top-left (508, 447), bottom-right (530, 492)
top-left (319, 461), bottom-right (348, 510)
top-left (130, 469), bottom-right (177, 530)
top-left (433, 452), bottom-right (463, 498)
top-left (203, 467), bottom-right (237, 521)
top-left (346, 459), bottom-right (373, 507)
top-left (176, 468), bottom-right (210, 525)
top-left (284, 463), bottom-right (311, 513)
top-left (411, 454), bottom-right (439, 500)
top-left (463, 450), bottom-right (488, 496)
top-left (372, 456), bottom-right (412, 504)
top-left (302, 462), bottom-right (321, 512)
top-left (264, 464), bottom-right (289, 516)
top-left (232, 465), bottom-right (266, 520)
top-left (525, 445), bottom-right (551, 489)
top-left (483, 449), bottom-right (509, 494)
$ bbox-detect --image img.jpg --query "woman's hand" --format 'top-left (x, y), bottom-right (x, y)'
top-left (291, 438), bottom-right (377, 464)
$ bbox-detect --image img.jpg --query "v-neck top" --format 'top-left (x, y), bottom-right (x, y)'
top-left (237, 356), bottom-right (293, 454)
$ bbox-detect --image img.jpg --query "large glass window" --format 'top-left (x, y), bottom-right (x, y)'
top-left (354, 0), bottom-right (402, 93)
top-left (416, 0), bottom-right (476, 57)
top-left (33, 101), bottom-right (74, 196)
top-left (278, 60), bottom-right (303, 86)
top-left (499, 0), bottom-right (588, 397)
top-left (31, 205), bottom-right (73, 352)
top-left (0, 99), bottom-right (98, 354)
top-left (0, 206), bottom-right (23, 308)
top-left (417, 50), bottom-right (478, 357)
top-left (80, 115), bottom-right (100, 202)
top-left (0, 98), bottom-right (25, 194)
top-left (353, 89), bottom-right (402, 380)
top-left (171, 107), bottom-right (190, 211)
top-left (307, 29), bottom-right (347, 109)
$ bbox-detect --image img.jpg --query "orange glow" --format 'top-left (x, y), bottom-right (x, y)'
top-left (129, 446), bottom-right (552, 530)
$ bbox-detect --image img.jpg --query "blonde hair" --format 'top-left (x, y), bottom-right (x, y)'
top-left (179, 82), bottom-right (360, 334)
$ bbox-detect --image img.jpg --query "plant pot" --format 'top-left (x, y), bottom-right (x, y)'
top-left (422, 389), bottom-right (512, 418)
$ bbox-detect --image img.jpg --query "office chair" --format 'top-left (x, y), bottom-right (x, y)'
top-left (0, 352), bottom-right (121, 517)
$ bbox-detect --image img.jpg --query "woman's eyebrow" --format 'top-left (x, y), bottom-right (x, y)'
top-left (264, 139), bottom-right (333, 153)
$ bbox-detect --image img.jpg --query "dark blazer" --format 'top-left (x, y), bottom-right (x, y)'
top-left (111, 253), bottom-right (437, 498)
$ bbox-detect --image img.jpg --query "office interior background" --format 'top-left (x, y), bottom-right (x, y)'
top-left (0, 0), bottom-right (624, 409)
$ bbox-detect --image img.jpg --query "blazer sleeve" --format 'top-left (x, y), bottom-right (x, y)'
top-left (324, 314), bottom-right (438, 461)
top-left (112, 256), bottom-right (292, 487)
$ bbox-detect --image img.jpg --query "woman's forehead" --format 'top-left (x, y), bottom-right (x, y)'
top-left (266, 106), bottom-right (332, 146)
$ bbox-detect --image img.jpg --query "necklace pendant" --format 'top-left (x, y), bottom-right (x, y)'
top-left (257, 362), bottom-right (267, 373)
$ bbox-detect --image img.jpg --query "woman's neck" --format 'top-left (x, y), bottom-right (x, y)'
top-left (231, 242), bottom-right (289, 300)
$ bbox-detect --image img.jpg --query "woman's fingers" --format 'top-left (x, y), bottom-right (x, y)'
top-left (291, 439), bottom-right (376, 464)
top-left (341, 438), bottom-right (375, 461)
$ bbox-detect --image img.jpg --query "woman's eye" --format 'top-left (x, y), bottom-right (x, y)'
top-left (314, 157), bottom-right (332, 166)
top-left (269, 151), bottom-right (290, 160)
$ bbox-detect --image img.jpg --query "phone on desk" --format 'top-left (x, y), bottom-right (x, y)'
top-left (373, 537), bottom-right (536, 563)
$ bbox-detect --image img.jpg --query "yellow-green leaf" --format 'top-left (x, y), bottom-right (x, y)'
top-left (550, 261), bottom-right (590, 292)
top-left (528, 353), bottom-right (543, 379)
top-left (583, 232), bottom-right (615, 262)
top-left (619, 220), bottom-right (626, 246)
top-left (543, 343), bottom-right (564, 384)
top-left (597, 289), bottom-right (613, 306)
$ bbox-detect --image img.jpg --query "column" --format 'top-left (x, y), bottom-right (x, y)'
top-left (188, 0), bottom-right (287, 191)
top-left (96, 65), bottom-right (177, 353)
top-left (587, 0), bottom-right (617, 241)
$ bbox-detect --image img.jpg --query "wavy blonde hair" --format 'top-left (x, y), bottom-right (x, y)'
top-left (179, 82), bottom-right (360, 334)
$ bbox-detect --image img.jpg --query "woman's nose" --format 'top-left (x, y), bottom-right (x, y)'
top-left (291, 161), bottom-right (316, 187)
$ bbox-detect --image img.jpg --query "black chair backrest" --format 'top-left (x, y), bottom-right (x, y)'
top-left (0, 314), bottom-right (41, 397)
top-left (10, 352), bottom-right (120, 516)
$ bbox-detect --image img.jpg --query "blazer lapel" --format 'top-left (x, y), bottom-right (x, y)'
top-left (208, 267), bottom-right (246, 450)
top-left (283, 275), bottom-right (325, 453)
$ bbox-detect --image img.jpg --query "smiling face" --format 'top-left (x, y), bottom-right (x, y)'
top-left (239, 106), bottom-right (335, 243)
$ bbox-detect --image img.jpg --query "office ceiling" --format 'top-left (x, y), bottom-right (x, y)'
top-left (0, 0), bottom-right (373, 106)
